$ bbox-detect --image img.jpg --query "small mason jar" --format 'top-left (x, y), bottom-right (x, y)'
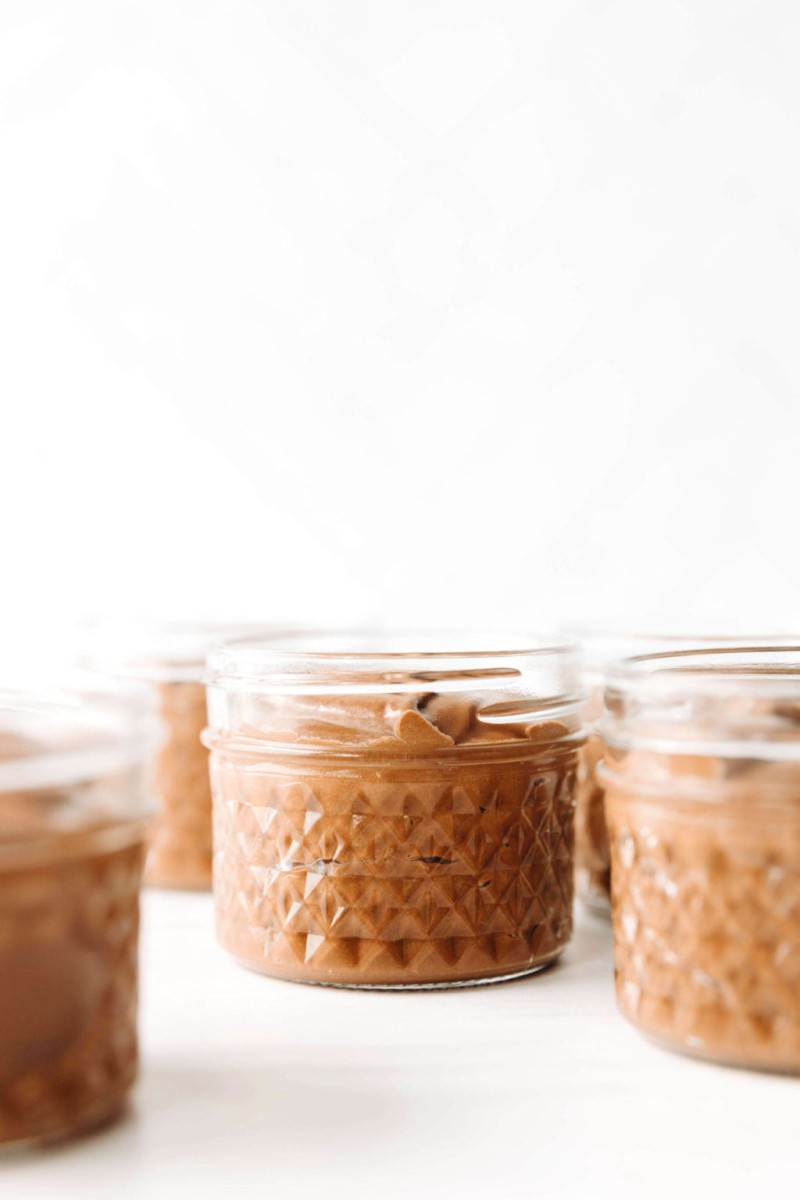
top-left (601, 647), bottom-right (800, 1073)
top-left (0, 679), bottom-right (153, 1147)
top-left (81, 619), bottom-right (270, 890)
top-left (568, 628), bottom-right (795, 916)
top-left (205, 634), bottom-right (584, 989)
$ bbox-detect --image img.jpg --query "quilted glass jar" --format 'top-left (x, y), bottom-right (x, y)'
top-left (569, 628), bottom-right (795, 916)
top-left (601, 647), bottom-right (800, 1073)
top-left (205, 635), bottom-right (584, 989)
top-left (0, 680), bottom-right (153, 1146)
top-left (82, 619), bottom-right (270, 890)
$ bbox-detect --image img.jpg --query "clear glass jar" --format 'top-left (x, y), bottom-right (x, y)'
top-left (0, 679), bottom-right (154, 1146)
top-left (81, 619), bottom-right (273, 890)
top-left (600, 647), bottom-right (800, 1073)
top-left (568, 628), bottom-right (796, 916)
top-left (204, 634), bottom-right (584, 989)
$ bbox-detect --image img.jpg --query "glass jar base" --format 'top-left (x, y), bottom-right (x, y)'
top-left (227, 951), bottom-right (563, 990)
top-left (0, 1095), bottom-right (130, 1154)
top-left (624, 1017), bottom-right (800, 1077)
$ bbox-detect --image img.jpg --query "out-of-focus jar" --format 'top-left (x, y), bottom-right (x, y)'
top-left (205, 634), bottom-right (584, 989)
top-left (81, 619), bottom-right (271, 890)
top-left (0, 680), bottom-right (153, 1147)
top-left (568, 628), bottom-right (796, 916)
top-left (601, 647), bottom-right (800, 1073)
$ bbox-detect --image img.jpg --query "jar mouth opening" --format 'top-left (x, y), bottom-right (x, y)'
top-left (207, 631), bottom-right (578, 693)
top-left (602, 646), bottom-right (800, 760)
top-left (79, 616), bottom-right (289, 682)
top-left (0, 677), bottom-right (159, 792)
top-left (607, 645), bottom-right (800, 694)
top-left (565, 628), bottom-right (799, 685)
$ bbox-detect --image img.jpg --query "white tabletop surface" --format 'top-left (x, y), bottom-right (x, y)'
top-left (5, 891), bottom-right (797, 1198)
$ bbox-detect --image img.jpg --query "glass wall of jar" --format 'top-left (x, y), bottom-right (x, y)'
top-left (205, 634), bottom-right (584, 989)
top-left (600, 647), bottom-right (800, 1073)
top-left (0, 679), bottom-right (154, 1146)
top-left (566, 628), bottom-right (797, 916)
top-left (80, 619), bottom-right (274, 890)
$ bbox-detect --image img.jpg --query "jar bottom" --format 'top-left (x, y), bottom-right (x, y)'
top-left (0, 1092), bottom-right (130, 1153)
top-left (226, 949), bottom-right (563, 990)
top-left (623, 1017), bottom-right (800, 1077)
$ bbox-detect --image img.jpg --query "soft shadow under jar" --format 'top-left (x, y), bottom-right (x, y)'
top-left (205, 634), bottom-right (584, 989)
top-left (601, 647), bottom-right (800, 1073)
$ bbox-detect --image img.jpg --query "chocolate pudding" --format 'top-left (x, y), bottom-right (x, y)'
top-left (569, 629), bottom-right (796, 915)
top-left (206, 637), bottom-right (583, 988)
top-left (574, 693), bottom-right (609, 912)
top-left (81, 619), bottom-right (273, 891)
top-left (147, 680), bottom-right (212, 888)
top-left (0, 686), bottom-right (151, 1145)
top-left (602, 647), bottom-right (800, 1072)
top-left (0, 826), bottom-right (145, 1145)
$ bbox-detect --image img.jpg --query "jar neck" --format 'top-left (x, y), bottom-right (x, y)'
top-left (0, 678), bottom-right (159, 797)
top-left (206, 690), bottom-right (585, 755)
top-left (599, 749), bottom-right (800, 809)
top-left (0, 815), bottom-right (148, 869)
top-left (206, 636), bottom-right (583, 747)
top-left (602, 647), bottom-right (800, 764)
top-left (204, 723), bottom-right (584, 765)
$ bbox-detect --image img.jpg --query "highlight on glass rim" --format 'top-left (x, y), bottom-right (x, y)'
top-left (2, 4), bottom-right (798, 1197)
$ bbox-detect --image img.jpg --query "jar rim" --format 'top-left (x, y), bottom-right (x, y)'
top-left (206, 631), bottom-right (579, 695)
top-left (607, 645), bottom-right (800, 692)
top-left (564, 625), bottom-right (799, 685)
top-left (80, 616), bottom-right (289, 681)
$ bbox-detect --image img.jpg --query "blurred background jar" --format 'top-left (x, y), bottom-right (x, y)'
top-left (205, 633), bottom-right (584, 989)
top-left (601, 646), bottom-right (800, 1073)
top-left (565, 627), bottom-right (797, 916)
top-left (80, 619), bottom-right (273, 890)
top-left (0, 678), bottom-right (154, 1146)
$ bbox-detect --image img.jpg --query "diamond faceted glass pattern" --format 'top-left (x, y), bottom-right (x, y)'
top-left (0, 841), bottom-right (143, 1145)
top-left (608, 792), bottom-right (800, 1070)
top-left (213, 753), bottom-right (577, 986)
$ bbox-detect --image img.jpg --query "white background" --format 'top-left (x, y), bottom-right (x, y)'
top-left (2, 6), bottom-right (800, 1196)
top-left (2, 0), bottom-right (800, 666)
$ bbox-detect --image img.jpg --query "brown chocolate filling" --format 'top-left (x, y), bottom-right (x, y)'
top-left (575, 731), bottom-right (610, 910)
top-left (607, 752), bottom-right (800, 1072)
top-left (146, 680), bottom-right (212, 889)
top-left (0, 809), bottom-right (144, 1144)
top-left (211, 692), bottom-right (579, 987)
